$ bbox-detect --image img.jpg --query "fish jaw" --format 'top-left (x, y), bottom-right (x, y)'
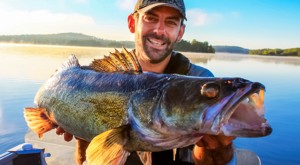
top-left (215, 82), bottom-right (272, 137)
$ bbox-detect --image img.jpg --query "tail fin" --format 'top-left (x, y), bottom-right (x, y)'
top-left (24, 107), bottom-right (56, 138)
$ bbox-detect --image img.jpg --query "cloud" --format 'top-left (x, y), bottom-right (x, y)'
top-left (116, 0), bottom-right (137, 11)
top-left (186, 9), bottom-right (222, 27)
top-left (0, 9), bottom-right (99, 35)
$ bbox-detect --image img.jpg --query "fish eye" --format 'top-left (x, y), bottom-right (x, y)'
top-left (201, 82), bottom-right (220, 99)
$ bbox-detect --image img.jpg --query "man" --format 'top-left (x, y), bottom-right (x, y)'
top-left (57, 0), bottom-right (235, 164)
top-left (126, 1), bottom-right (235, 164)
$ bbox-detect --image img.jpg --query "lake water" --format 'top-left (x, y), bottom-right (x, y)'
top-left (0, 44), bottom-right (300, 165)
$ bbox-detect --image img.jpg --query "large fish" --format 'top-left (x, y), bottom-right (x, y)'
top-left (24, 48), bottom-right (272, 165)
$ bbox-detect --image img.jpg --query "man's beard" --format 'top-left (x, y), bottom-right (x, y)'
top-left (142, 33), bottom-right (176, 64)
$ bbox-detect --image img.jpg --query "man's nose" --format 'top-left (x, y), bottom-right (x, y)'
top-left (153, 21), bottom-right (166, 36)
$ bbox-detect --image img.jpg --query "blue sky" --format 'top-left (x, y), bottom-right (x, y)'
top-left (0, 0), bottom-right (299, 49)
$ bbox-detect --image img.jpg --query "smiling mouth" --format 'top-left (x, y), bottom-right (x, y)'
top-left (147, 37), bottom-right (167, 47)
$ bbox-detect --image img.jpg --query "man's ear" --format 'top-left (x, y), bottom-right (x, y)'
top-left (128, 14), bottom-right (135, 33)
top-left (176, 24), bottom-right (186, 42)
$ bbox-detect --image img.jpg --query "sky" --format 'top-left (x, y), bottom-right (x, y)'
top-left (0, 0), bottom-right (299, 49)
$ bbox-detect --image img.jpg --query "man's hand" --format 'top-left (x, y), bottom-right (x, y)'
top-left (193, 135), bottom-right (236, 165)
top-left (56, 126), bottom-right (74, 142)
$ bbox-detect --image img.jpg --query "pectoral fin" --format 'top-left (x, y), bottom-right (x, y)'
top-left (86, 125), bottom-right (130, 165)
top-left (23, 107), bottom-right (56, 138)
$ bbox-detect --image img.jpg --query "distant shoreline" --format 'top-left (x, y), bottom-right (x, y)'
top-left (1, 43), bottom-right (300, 63)
top-left (0, 32), bottom-right (299, 57)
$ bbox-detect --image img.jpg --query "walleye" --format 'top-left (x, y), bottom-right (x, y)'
top-left (24, 48), bottom-right (272, 165)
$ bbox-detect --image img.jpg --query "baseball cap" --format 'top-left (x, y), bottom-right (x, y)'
top-left (134, 0), bottom-right (187, 20)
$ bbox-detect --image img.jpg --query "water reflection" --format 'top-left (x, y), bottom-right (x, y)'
top-left (0, 44), bottom-right (118, 82)
top-left (214, 52), bottom-right (300, 65)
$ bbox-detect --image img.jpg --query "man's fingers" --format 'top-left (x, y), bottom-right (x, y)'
top-left (193, 135), bottom-right (236, 164)
top-left (195, 139), bottom-right (204, 147)
top-left (56, 126), bottom-right (65, 135)
top-left (55, 126), bottom-right (74, 142)
top-left (218, 135), bottom-right (236, 146)
top-left (64, 132), bottom-right (74, 142)
top-left (202, 135), bottom-right (220, 149)
top-left (195, 135), bottom-right (236, 149)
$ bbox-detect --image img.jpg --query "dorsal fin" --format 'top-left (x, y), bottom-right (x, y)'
top-left (89, 48), bottom-right (142, 73)
top-left (61, 55), bottom-right (80, 70)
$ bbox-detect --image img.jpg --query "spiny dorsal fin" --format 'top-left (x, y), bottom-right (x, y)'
top-left (60, 55), bottom-right (80, 70)
top-left (121, 48), bottom-right (141, 72)
top-left (89, 48), bottom-right (142, 73)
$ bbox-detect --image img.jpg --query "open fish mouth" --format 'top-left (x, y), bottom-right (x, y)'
top-left (220, 83), bottom-right (272, 137)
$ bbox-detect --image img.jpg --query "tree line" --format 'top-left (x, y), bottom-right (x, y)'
top-left (2, 33), bottom-right (298, 56)
top-left (175, 39), bottom-right (215, 53)
top-left (0, 33), bottom-right (135, 48)
top-left (0, 33), bottom-right (215, 53)
top-left (249, 48), bottom-right (300, 57)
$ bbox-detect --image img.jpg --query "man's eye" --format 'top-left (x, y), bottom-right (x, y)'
top-left (144, 16), bottom-right (157, 23)
top-left (166, 20), bottom-right (178, 26)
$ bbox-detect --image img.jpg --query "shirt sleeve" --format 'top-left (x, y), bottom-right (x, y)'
top-left (187, 63), bottom-right (214, 77)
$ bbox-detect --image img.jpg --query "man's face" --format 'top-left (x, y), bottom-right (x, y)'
top-left (133, 6), bottom-right (185, 64)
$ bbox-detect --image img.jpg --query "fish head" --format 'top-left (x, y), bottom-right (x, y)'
top-left (160, 76), bottom-right (272, 138)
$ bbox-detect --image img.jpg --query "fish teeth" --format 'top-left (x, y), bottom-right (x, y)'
top-left (250, 93), bottom-right (265, 117)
